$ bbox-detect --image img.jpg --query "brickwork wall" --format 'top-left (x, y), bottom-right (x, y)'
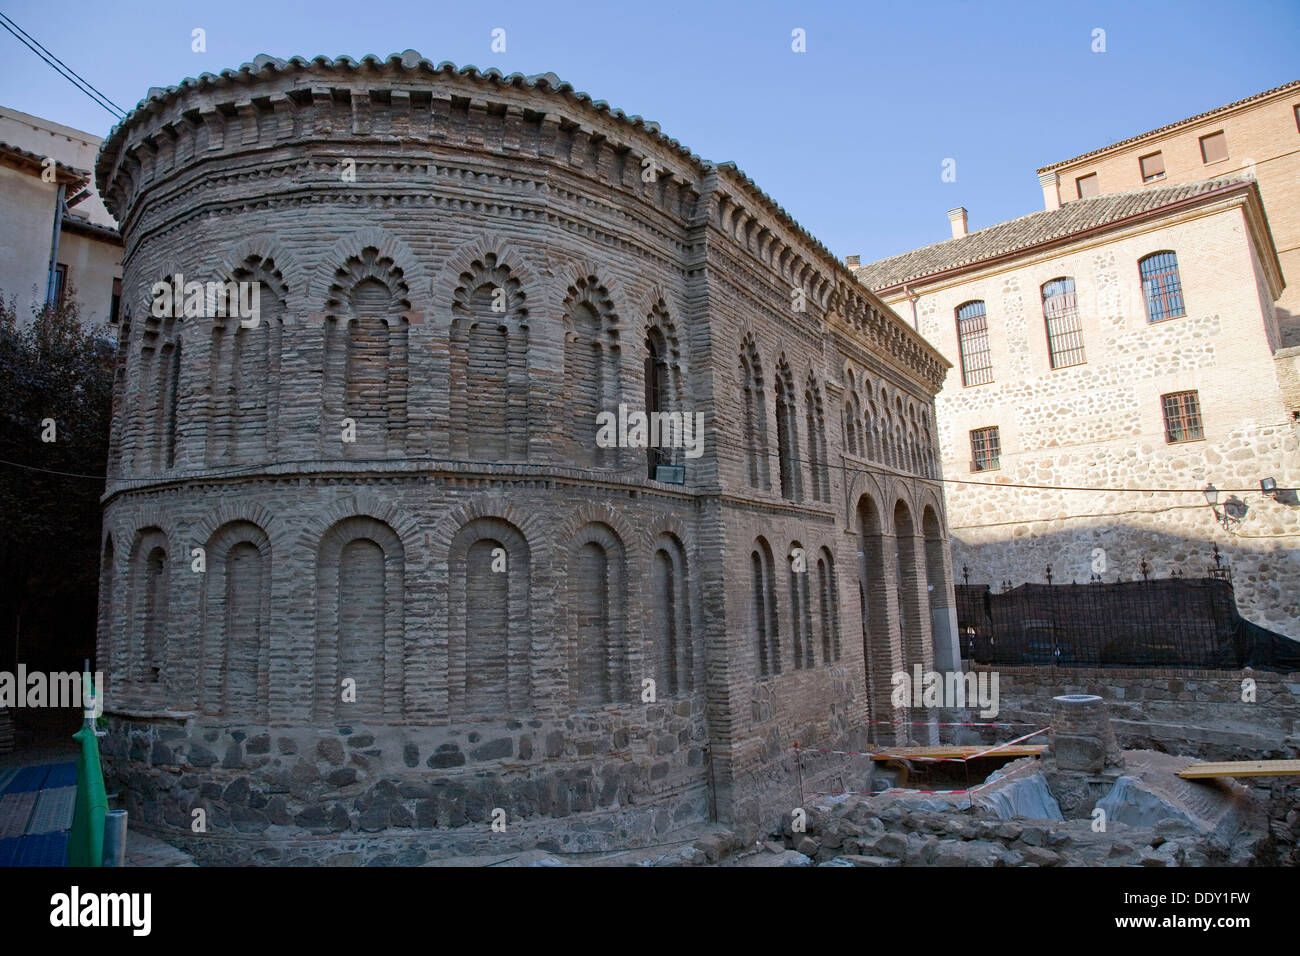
top-left (94, 53), bottom-right (952, 857)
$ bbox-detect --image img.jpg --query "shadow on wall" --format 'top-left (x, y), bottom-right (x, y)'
top-left (1278, 307), bottom-right (1300, 350)
top-left (949, 521), bottom-right (1300, 643)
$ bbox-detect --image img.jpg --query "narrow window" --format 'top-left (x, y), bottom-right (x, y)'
top-left (53, 263), bottom-right (68, 306)
top-left (1199, 130), bottom-right (1228, 164)
top-left (970, 426), bottom-right (1001, 472)
top-left (1075, 173), bottom-right (1099, 199)
top-left (956, 301), bottom-right (993, 386)
top-left (1139, 152), bottom-right (1165, 183)
top-left (110, 277), bottom-right (122, 324)
top-left (1042, 277), bottom-right (1086, 368)
top-left (1139, 251), bottom-right (1186, 322)
top-left (1162, 391), bottom-right (1204, 443)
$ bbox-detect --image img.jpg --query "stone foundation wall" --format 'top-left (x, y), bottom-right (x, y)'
top-left (103, 695), bottom-right (712, 864)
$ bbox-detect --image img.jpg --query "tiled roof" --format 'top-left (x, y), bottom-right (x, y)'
top-left (94, 51), bottom-right (847, 285)
top-left (855, 176), bottom-right (1251, 292)
top-left (0, 141), bottom-right (89, 182)
top-left (1037, 79), bottom-right (1299, 173)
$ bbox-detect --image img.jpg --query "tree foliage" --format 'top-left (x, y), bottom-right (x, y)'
top-left (0, 288), bottom-right (114, 673)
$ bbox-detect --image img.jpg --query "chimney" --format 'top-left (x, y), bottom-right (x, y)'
top-left (1039, 170), bottom-right (1060, 211)
top-left (947, 206), bottom-right (968, 239)
top-left (845, 254), bottom-right (860, 269)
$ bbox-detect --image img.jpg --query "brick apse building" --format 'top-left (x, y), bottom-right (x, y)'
top-left (93, 51), bottom-right (954, 863)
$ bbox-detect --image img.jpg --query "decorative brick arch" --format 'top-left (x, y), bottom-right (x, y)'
top-left (556, 519), bottom-right (630, 710)
top-left (446, 514), bottom-right (534, 719)
top-left (309, 227), bottom-right (430, 315)
top-left (202, 239), bottom-right (303, 319)
top-left (198, 519), bottom-right (273, 721)
top-left (433, 233), bottom-right (543, 327)
top-left (313, 514), bottom-right (406, 723)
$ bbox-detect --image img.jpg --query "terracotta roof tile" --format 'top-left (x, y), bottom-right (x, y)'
top-left (855, 176), bottom-right (1250, 291)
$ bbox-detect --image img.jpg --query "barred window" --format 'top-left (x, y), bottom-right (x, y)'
top-left (1042, 277), bottom-right (1086, 368)
top-left (970, 426), bottom-right (1000, 472)
top-left (956, 301), bottom-right (993, 386)
top-left (1139, 251), bottom-right (1186, 322)
top-left (1162, 391), bottom-right (1204, 443)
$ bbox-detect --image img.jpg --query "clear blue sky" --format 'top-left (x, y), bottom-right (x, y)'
top-left (2, 0), bottom-right (1296, 263)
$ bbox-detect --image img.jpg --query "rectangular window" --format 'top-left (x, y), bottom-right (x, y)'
top-left (1199, 130), bottom-right (1228, 164)
top-left (1294, 104), bottom-right (1300, 132)
top-left (970, 426), bottom-right (1001, 472)
top-left (1140, 251), bottom-right (1186, 322)
top-left (1139, 152), bottom-right (1165, 183)
top-left (1042, 277), bottom-right (1086, 368)
top-left (110, 277), bottom-right (122, 324)
top-left (52, 264), bottom-right (68, 306)
top-left (1162, 391), bottom-right (1204, 443)
top-left (956, 301), bottom-right (994, 386)
top-left (1075, 173), bottom-right (1099, 199)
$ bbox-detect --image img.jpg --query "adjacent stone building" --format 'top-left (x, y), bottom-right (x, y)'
top-left (0, 105), bottom-right (122, 328)
top-left (94, 51), bottom-right (953, 862)
top-left (857, 175), bottom-right (1300, 639)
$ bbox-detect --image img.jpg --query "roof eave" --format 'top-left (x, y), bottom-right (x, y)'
top-left (866, 180), bottom-right (1257, 298)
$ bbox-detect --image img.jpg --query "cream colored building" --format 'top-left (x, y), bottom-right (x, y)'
top-left (0, 105), bottom-right (121, 330)
top-left (856, 176), bottom-right (1300, 639)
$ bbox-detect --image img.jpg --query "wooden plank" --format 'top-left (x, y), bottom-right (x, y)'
top-left (1178, 760), bottom-right (1300, 779)
top-left (870, 745), bottom-right (1045, 761)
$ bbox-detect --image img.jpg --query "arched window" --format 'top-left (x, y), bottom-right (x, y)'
top-left (774, 360), bottom-right (802, 502)
top-left (127, 528), bottom-right (169, 690)
top-left (649, 533), bottom-right (691, 695)
top-left (789, 542), bottom-right (814, 669)
top-left (315, 516), bottom-right (405, 721)
top-left (208, 256), bottom-right (287, 465)
top-left (448, 517), bottom-right (532, 717)
top-left (567, 523), bottom-right (627, 708)
top-left (817, 548), bottom-right (841, 663)
top-left (956, 300), bottom-right (993, 386)
top-left (200, 522), bottom-right (271, 721)
top-left (752, 538), bottom-right (780, 676)
top-left (805, 377), bottom-right (830, 502)
top-left (1042, 277), bottom-right (1086, 368)
top-left (324, 248), bottom-right (412, 458)
top-left (1139, 251), bottom-right (1186, 322)
top-left (740, 338), bottom-right (769, 489)
top-left (843, 390), bottom-right (861, 457)
top-left (645, 327), bottom-right (669, 477)
top-left (450, 253), bottom-right (528, 462)
top-left (564, 275), bottom-right (620, 469)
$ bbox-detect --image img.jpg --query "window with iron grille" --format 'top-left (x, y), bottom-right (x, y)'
top-left (1139, 251), bottom-right (1186, 322)
top-left (970, 426), bottom-right (1000, 472)
top-left (1162, 391), bottom-right (1204, 443)
top-left (1042, 277), bottom-right (1086, 368)
top-left (1139, 151), bottom-right (1165, 183)
top-left (956, 300), bottom-right (993, 386)
top-left (1075, 173), bottom-right (1099, 199)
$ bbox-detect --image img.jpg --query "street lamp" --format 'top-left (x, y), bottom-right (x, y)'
top-left (1203, 483), bottom-right (1247, 531)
